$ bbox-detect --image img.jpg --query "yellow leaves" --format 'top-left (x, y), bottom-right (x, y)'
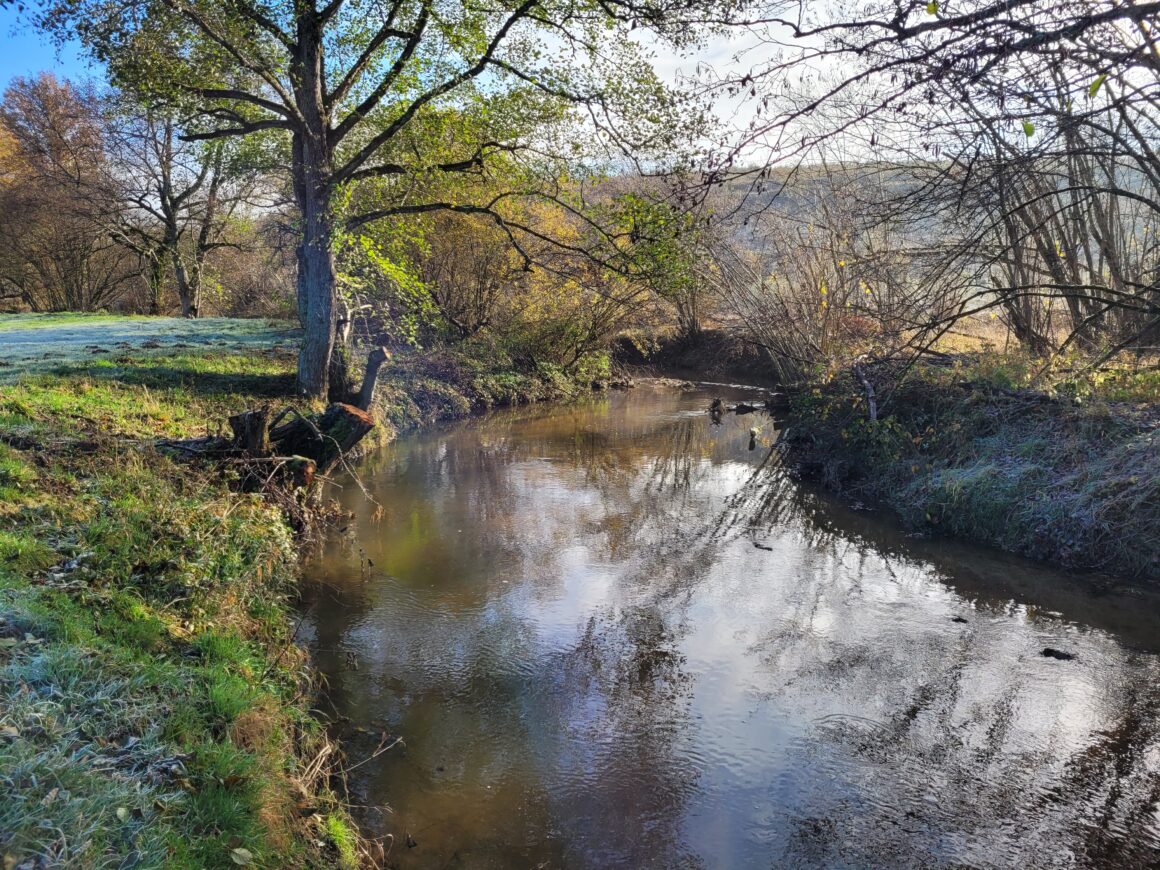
top-left (0, 125), bottom-right (20, 185)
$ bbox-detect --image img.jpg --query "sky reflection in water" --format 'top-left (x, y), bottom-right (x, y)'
top-left (302, 385), bottom-right (1160, 869)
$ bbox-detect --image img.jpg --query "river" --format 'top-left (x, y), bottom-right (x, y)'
top-left (301, 383), bottom-right (1160, 868)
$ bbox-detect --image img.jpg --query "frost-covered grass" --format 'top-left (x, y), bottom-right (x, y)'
top-left (0, 322), bottom-right (358, 869)
top-left (0, 314), bottom-right (300, 384)
top-left (785, 356), bottom-right (1160, 580)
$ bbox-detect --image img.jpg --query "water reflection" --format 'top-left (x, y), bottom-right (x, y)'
top-left (301, 385), bottom-right (1160, 868)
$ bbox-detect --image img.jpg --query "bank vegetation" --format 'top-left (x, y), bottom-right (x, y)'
top-left (2, 0), bottom-right (1160, 865)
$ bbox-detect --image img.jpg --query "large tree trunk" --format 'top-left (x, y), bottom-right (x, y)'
top-left (292, 17), bottom-right (338, 402)
top-left (174, 252), bottom-right (196, 318)
top-left (295, 160), bottom-right (337, 400)
top-left (145, 252), bottom-right (165, 316)
top-left (184, 146), bottom-right (222, 320)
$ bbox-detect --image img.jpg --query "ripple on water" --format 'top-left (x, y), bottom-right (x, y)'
top-left (304, 388), bottom-right (1160, 869)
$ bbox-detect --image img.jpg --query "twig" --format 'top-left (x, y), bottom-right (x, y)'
top-left (269, 406), bottom-right (324, 442)
top-left (344, 735), bottom-right (405, 773)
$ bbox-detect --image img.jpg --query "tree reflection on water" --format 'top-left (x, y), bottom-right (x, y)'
top-left (302, 386), bottom-right (1160, 868)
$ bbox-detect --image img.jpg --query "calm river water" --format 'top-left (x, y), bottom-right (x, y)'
top-left (301, 384), bottom-right (1160, 869)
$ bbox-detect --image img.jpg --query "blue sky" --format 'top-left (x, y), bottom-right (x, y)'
top-left (0, 6), bottom-right (92, 89)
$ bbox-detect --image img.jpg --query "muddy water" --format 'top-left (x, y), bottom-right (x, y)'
top-left (301, 384), bottom-right (1160, 869)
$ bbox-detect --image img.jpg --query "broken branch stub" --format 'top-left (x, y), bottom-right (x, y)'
top-left (228, 407), bottom-right (270, 454)
top-left (357, 347), bottom-right (391, 411)
top-left (270, 402), bottom-right (375, 476)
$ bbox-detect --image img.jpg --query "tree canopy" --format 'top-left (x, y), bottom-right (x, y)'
top-left (35, 0), bottom-right (717, 395)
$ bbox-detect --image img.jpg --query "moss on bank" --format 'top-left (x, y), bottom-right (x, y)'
top-left (0, 329), bottom-right (598, 868)
top-left (782, 358), bottom-right (1160, 581)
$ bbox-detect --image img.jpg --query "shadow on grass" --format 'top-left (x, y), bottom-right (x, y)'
top-left (52, 362), bottom-right (298, 400)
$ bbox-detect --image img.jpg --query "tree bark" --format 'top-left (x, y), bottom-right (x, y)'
top-left (173, 248), bottom-right (195, 318)
top-left (145, 252), bottom-right (165, 316)
top-left (327, 299), bottom-right (358, 403)
top-left (271, 402), bottom-right (374, 476)
top-left (357, 346), bottom-right (390, 411)
top-left (294, 156), bottom-right (338, 400)
top-left (292, 14), bottom-right (339, 401)
top-left (853, 361), bottom-right (877, 421)
top-left (229, 407), bottom-right (270, 454)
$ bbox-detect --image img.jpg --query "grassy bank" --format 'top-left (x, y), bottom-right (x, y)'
top-left (782, 356), bottom-right (1160, 581)
top-left (0, 316), bottom-right (598, 868)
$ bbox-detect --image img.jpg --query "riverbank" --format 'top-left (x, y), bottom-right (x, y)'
top-left (781, 356), bottom-right (1160, 581)
top-left (613, 328), bottom-right (776, 386)
top-left (0, 315), bottom-right (600, 868)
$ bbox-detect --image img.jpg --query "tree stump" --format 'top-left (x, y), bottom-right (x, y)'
top-left (271, 402), bottom-right (375, 476)
top-left (229, 408), bottom-right (270, 454)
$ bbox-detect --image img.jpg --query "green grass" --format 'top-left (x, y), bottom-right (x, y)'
top-left (324, 815), bottom-right (359, 870)
top-left (0, 451), bottom-right (337, 868)
top-left (0, 316), bottom-right (603, 868)
top-left (0, 333), bottom-right (349, 869)
top-left (0, 312), bottom-right (136, 331)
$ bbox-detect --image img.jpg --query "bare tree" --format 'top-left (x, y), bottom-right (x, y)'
top-left (698, 0), bottom-right (1160, 364)
top-left (104, 99), bottom-right (262, 317)
top-left (0, 74), bottom-right (134, 311)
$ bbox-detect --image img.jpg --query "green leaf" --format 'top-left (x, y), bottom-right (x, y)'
top-left (230, 848), bottom-right (254, 866)
top-left (1089, 74), bottom-right (1107, 98)
top-left (926, 1), bottom-right (938, 13)
top-left (1021, 120), bottom-right (1035, 138)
